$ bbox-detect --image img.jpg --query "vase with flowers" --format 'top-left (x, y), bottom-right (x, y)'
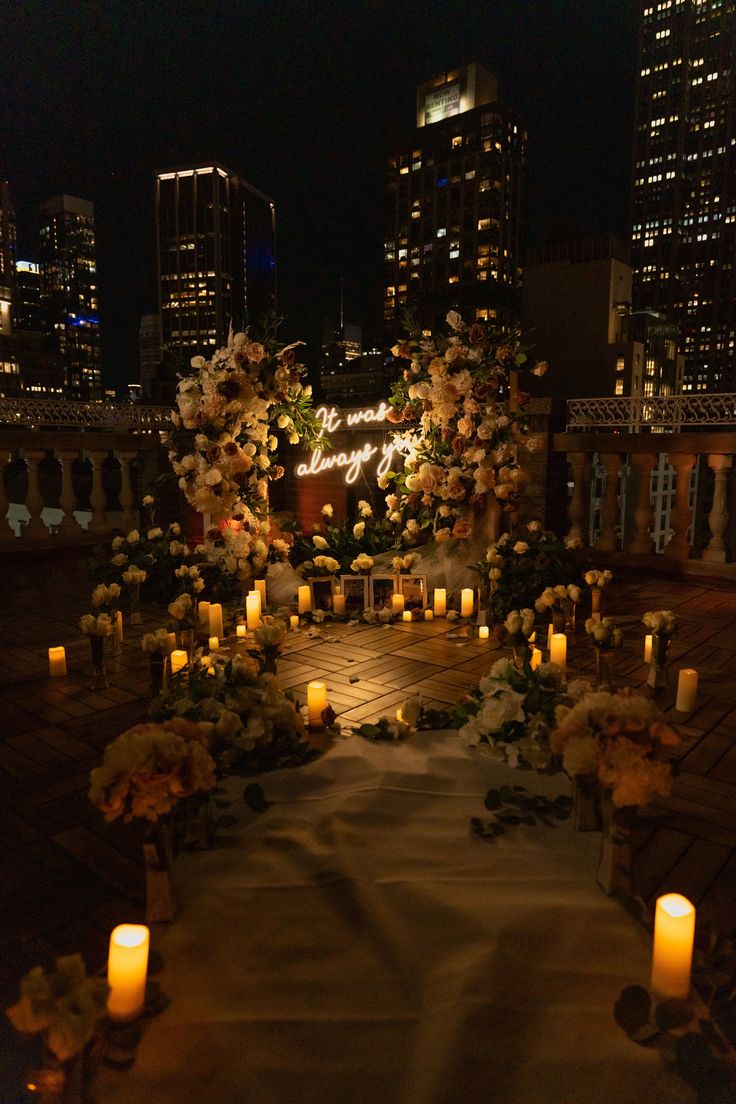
top-left (642, 610), bottom-right (677, 690)
top-left (504, 607), bottom-right (536, 671)
top-left (585, 616), bottom-right (623, 692)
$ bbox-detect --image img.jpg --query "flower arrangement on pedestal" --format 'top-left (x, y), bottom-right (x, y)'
top-left (247, 618), bottom-right (287, 675)
top-left (642, 609), bottom-right (677, 689)
top-left (585, 617), bottom-right (623, 691)
top-left (534, 582), bottom-right (582, 634)
top-left (164, 325), bottom-right (324, 523)
top-left (503, 607), bottom-right (536, 669)
top-left (473, 524), bottom-right (579, 622)
top-left (584, 568), bottom-right (612, 619)
top-left (379, 311), bottom-right (547, 543)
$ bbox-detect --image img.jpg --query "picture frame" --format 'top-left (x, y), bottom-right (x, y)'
top-left (398, 573), bottom-right (428, 611)
top-left (309, 576), bottom-right (336, 613)
top-left (369, 574), bottom-right (397, 612)
top-left (340, 575), bottom-right (370, 615)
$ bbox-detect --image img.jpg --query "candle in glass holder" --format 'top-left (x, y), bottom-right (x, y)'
top-left (531, 647), bottom-right (542, 670)
top-left (236, 623), bottom-right (247, 639)
top-left (209, 636), bottom-right (219, 652)
top-left (676, 668), bottom-right (698, 712)
top-left (107, 924), bottom-right (150, 1022)
top-left (644, 634), bottom-right (653, 664)
top-left (478, 625), bottom-right (489, 640)
top-left (547, 623), bottom-right (554, 653)
top-left (550, 633), bottom-right (567, 673)
top-left (167, 632), bottom-right (177, 653)
top-left (298, 585), bottom-right (312, 614)
top-left (246, 593), bottom-right (261, 631)
top-left (170, 649), bottom-right (187, 674)
top-left (433, 588), bottom-right (446, 617)
top-left (209, 603), bottom-right (224, 639)
top-left (48, 646), bottom-right (67, 677)
top-left (333, 593), bottom-right (346, 616)
top-left (254, 578), bottom-right (267, 609)
top-left (651, 893), bottom-right (695, 1000)
top-left (198, 600), bottom-right (211, 627)
top-left (290, 614), bottom-right (300, 631)
top-left (392, 593), bottom-right (405, 615)
top-left (402, 609), bottom-right (412, 622)
top-left (424, 609), bottom-right (434, 621)
top-left (307, 680), bottom-right (328, 728)
top-left (461, 588), bottom-right (474, 618)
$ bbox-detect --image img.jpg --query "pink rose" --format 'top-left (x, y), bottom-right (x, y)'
top-left (452, 518), bottom-right (473, 539)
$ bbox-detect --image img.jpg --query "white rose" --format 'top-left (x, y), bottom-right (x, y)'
top-left (313, 535), bottom-right (329, 550)
top-left (147, 528), bottom-right (163, 540)
top-left (353, 522), bottom-right (365, 539)
top-left (127, 529), bottom-right (139, 544)
top-left (513, 541), bottom-right (529, 555)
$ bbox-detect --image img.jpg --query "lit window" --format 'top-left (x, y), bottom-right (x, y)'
top-left (614, 378), bottom-right (624, 395)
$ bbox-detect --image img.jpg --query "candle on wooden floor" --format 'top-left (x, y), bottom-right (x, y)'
top-left (107, 924), bottom-right (149, 1022)
top-left (675, 668), bottom-right (698, 712)
top-left (333, 593), bottom-right (346, 616)
top-left (307, 680), bottom-right (328, 728)
top-left (170, 649), bottom-right (187, 674)
top-left (651, 893), bottom-right (695, 1000)
top-left (392, 593), bottom-right (405, 614)
top-left (246, 593), bottom-right (261, 631)
top-left (48, 646), bottom-right (67, 677)
top-left (550, 633), bottom-right (567, 674)
top-left (433, 588), bottom-right (446, 617)
top-left (478, 626), bottom-right (489, 640)
top-left (424, 609), bottom-right (434, 621)
top-left (298, 585), bottom-right (312, 614)
top-left (254, 578), bottom-right (267, 609)
top-left (460, 588), bottom-right (474, 618)
top-left (208, 603), bottom-right (224, 639)
top-left (236, 623), bottom-right (247, 639)
top-left (248, 588), bottom-right (262, 620)
top-left (531, 647), bottom-right (542, 670)
top-left (290, 614), bottom-right (300, 631)
top-left (198, 600), bottom-right (210, 627)
top-left (209, 636), bottom-right (219, 652)
top-left (644, 634), bottom-right (653, 664)
top-left (402, 610), bottom-right (412, 622)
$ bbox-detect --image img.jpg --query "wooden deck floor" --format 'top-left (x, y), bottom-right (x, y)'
top-left (1, 555), bottom-right (735, 1026)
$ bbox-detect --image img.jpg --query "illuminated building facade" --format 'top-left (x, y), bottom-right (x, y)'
top-left (156, 164), bottom-right (276, 365)
top-left (384, 63), bottom-right (525, 339)
top-left (0, 179), bottom-right (16, 334)
top-left (39, 195), bottom-right (101, 399)
top-left (631, 0), bottom-right (736, 392)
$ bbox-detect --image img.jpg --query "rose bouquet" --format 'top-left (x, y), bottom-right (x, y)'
top-left (248, 617), bottom-right (287, 675)
top-left (351, 553), bottom-right (374, 575)
top-left (584, 568), bottom-right (613, 618)
top-left (168, 592), bottom-right (196, 631)
top-left (643, 610), bottom-right (677, 689)
top-left (91, 583), bottom-right (121, 616)
top-left (287, 502), bottom-right (396, 574)
top-left (474, 524), bottom-right (579, 622)
top-left (585, 617), bottom-right (623, 691)
top-left (79, 613), bottom-right (115, 638)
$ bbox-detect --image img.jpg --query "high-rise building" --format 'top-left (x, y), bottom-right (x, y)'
top-left (156, 163), bottom-right (276, 365)
top-left (38, 195), bottom-right (101, 399)
top-left (384, 63), bottom-right (526, 339)
top-left (631, 1), bottom-right (736, 392)
top-left (14, 260), bottom-right (44, 333)
top-left (139, 313), bottom-right (162, 399)
top-left (0, 179), bottom-right (16, 336)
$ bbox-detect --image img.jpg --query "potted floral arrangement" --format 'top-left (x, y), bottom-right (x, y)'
top-left (141, 628), bottom-right (173, 697)
top-left (351, 552), bottom-right (374, 576)
top-left (392, 552), bottom-right (421, 574)
top-left (247, 617), bottom-right (287, 675)
top-left (121, 565), bottom-right (147, 625)
top-left (584, 616), bottom-right (623, 691)
top-left (584, 568), bottom-right (613, 621)
top-left (79, 612), bottom-right (115, 690)
top-left (167, 592), bottom-right (196, 664)
top-left (534, 582), bottom-right (582, 636)
top-left (503, 607), bottom-right (536, 670)
top-left (642, 609), bottom-right (677, 689)
top-left (474, 525), bottom-right (579, 623)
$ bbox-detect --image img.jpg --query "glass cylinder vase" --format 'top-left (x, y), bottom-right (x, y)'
top-left (594, 647), bottom-right (614, 692)
top-left (128, 582), bottom-right (141, 625)
top-left (178, 627), bottom-right (194, 669)
top-left (89, 635), bottom-right (108, 691)
top-left (511, 640), bottom-right (531, 671)
top-left (552, 609), bottom-right (566, 635)
top-left (149, 654), bottom-right (166, 698)
top-left (143, 821), bottom-right (175, 923)
top-left (597, 792), bottom-right (634, 899)
top-left (646, 631), bottom-right (670, 690)
top-left (590, 586), bottom-right (603, 622)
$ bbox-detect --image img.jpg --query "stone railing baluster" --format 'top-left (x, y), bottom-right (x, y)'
top-left (664, 452), bottom-right (696, 559)
top-left (57, 449), bottom-right (82, 537)
top-left (86, 449), bottom-right (110, 534)
top-left (116, 449), bottom-right (138, 531)
top-left (594, 453), bottom-right (623, 552)
top-left (625, 452), bottom-right (656, 554)
top-left (702, 453), bottom-right (732, 563)
top-left (566, 452), bottom-right (591, 547)
top-left (23, 448), bottom-right (50, 540)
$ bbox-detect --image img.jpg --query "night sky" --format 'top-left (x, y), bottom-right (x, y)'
top-left (0, 0), bottom-right (638, 390)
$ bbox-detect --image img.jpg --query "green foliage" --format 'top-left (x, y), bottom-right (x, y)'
top-left (475, 528), bottom-right (580, 621)
top-left (470, 785), bottom-right (571, 839)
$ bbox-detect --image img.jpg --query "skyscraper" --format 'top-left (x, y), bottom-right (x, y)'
top-left (156, 164), bottom-right (276, 365)
top-left (0, 179), bottom-right (16, 336)
top-left (38, 195), bottom-right (101, 399)
top-left (631, 0), bottom-right (736, 392)
top-left (384, 63), bottom-right (526, 339)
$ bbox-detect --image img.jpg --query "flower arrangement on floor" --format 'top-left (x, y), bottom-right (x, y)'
top-left (247, 618), bottom-right (287, 674)
top-left (534, 583), bottom-right (582, 632)
top-left (474, 525), bottom-right (580, 622)
top-left (289, 500), bottom-right (398, 575)
top-left (584, 568), bottom-right (612, 618)
top-left (379, 311), bottom-right (548, 543)
top-left (503, 607), bottom-right (536, 668)
top-left (585, 617), bottom-right (623, 691)
top-left (164, 324), bottom-right (324, 523)
top-left (151, 654), bottom-right (314, 775)
top-left (642, 609), bottom-right (677, 689)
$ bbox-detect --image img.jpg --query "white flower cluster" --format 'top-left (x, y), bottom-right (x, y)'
top-left (122, 565), bottom-right (147, 586)
top-left (91, 583), bottom-right (121, 610)
top-left (642, 610), bottom-right (677, 634)
top-left (584, 617), bottom-right (623, 648)
top-left (534, 584), bottom-right (582, 613)
top-left (141, 628), bottom-right (173, 655)
top-left (79, 613), bottom-right (114, 637)
top-left (584, 569), bottom-right (613, 588)
top-left (504, 608), bottom-right (535, 637)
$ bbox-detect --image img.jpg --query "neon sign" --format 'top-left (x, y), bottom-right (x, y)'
top-left (294, 402), bottom-right (409, 485)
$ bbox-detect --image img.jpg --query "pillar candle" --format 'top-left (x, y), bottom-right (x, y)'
top-left (307, 680), bottom-right (328, 728)
top-left (424, 609), bottom-right (434, 621)
top-left (402, 610), bottom-right (412, 622)
top-left (651, 893), bottom-right (695, 1000)
top-left (167, 632), bottom-right (177, 653)
top-left (107, 924), bottom-right (150, 1022)
top-left (550, 632), bottom-right (567, 674)
top-left (547, 623), bottom-right (554, 652)
top-left (254, 578), bottom-right (267, 609)
top-left (209, 636), bottom-right (219, 652)
top-left (333, 594), bottom-right (346, 616)
top-left (644, 634), bottom-right (653, 664)
top-left (236, 623), bottom-right (247, 639)
top-left (433, 588), bottom-right (446, 617)
top-left (676, 668), bottom-right (698, 712)
top-left (248, 588), bottom-right (262, 620)
top-left (392, 593), bottom-right (405, 614)
top-left (460, 588), bottom-right (474, 618)
top-left (478, 626), bottom-right (489, 640)
top-left (298, 585), bottom-right (312, 614)
top-left (116, 609), bottom-right (124, 643)
top-left (48, 646), bottom-right (67, 677)
top-left (170, 649), bottom-right (187, 674)
top-left (246, 593), bottom-right (261, 631)
top-left (531, 647), bottom-right (542, 670)
top-left (208, 603), bottom-right (224, 639)
top-left (198, 600), bottom-right (210, 627)
top-left (290, 614), bottom-right (300, 631)
top-left (529, 631), bottom-right (536, 644)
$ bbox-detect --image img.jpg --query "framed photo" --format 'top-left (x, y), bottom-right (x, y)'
top-left (340, 575), bottom-right (370, 615)
top-left (398, 573), bottom-right (428, 611)
top-left (370, 574), bottom-right (397, 611)
top-left (309, 576), bottom-right (336, 613)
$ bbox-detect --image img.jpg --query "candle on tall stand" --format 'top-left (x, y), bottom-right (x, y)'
top-left (254, 578), bottom-right (267, 609)
top-left (392, 593), bottom-right (405, 615)
top-left (107, 924), bottom-right (150, 1022)
top-left (460, 588), bottom-right (474, 618)
top-left (298, 585), bottom-right (312, 614)
top-left (208, 603), bottom-right (224, 639)
top-left (307, 680), bottom-right (328, 729)
top-left (246, 593), bottom-right (261, 632)
top-left (433, 588), bottom-right (446, 617)
top-left (333, 593), bottom-right (346, 616)
top-left (116, 609), bottom-right (124, 644)
top-left (547, 623), bottom-right (554, 653)
top-left (644, 634), bottom-right (653, 664)
top-left (550, 633), bottom-right (567, 674)
top-left (651, 893), bottom-right (695, 1000)
top-left (48, 646), bottom-right (67, 677)
top-left (198, 600), bottom-right (211, 627)
top-left (676, 668), bottom-right (698, 712)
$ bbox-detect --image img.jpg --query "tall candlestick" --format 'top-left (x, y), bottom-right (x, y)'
top-left (333, 593), bottom-right (346, 616)
top-left (248, 588), bottom-right (262, 620)
top-left (48, 646), bottom-right (67, 677)
top-left (107, 924), bottom-right (150, 1022)
top-left (116, 609), bottom-right (124, 643)
top-left (644, 634), bottom-right (652, 664)
top-left (246, 593), bottom-right (261, 631)
top-left (531, 647), bottom-right (542, 670)
top-left (675, 668), bottom-right (698, 712)
top-left (208, 603), bottom-right (224, 639)
top-left (290, 614), bottom-right (300, 631)
top-left (298, 585), bottom-right (312, 614)
top-left (433, 588), bottom-right (446, 617)
top-left (307, 680), bottom-right (328, 728)
top-left (651, 893), bottom-right (695, 1000)
top-left (460, 588), bottom-right (474, 618)
top-left (392, 593), bottom-right (405, 615)
top-left (236, 623), bottom-right (247, 639)
top-left (209, 636), bottom-right (219, 652)
top-left (170, 649), bottom-right (187, 674)
top-left (424, 609), bottom-right (434, 621)
top-left (254, 578), bottom-right (267, 609)
top-left (198, 600), bottom-right (210, 627)
top-left (550, 632), bottom-right (567, 674)
top-left (547, 623), bottom-right (554, 653)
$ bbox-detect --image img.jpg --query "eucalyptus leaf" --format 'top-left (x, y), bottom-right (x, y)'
top-left (614, 986), bottom-right (652, 1036)
top-left (655, 998), bottom-right (696, 1032)
top-left (243, 783), bottom-right (272, 813)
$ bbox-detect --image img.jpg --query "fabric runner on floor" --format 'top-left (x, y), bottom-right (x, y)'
top-left (97, 732), bottom-right (692, 1104)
